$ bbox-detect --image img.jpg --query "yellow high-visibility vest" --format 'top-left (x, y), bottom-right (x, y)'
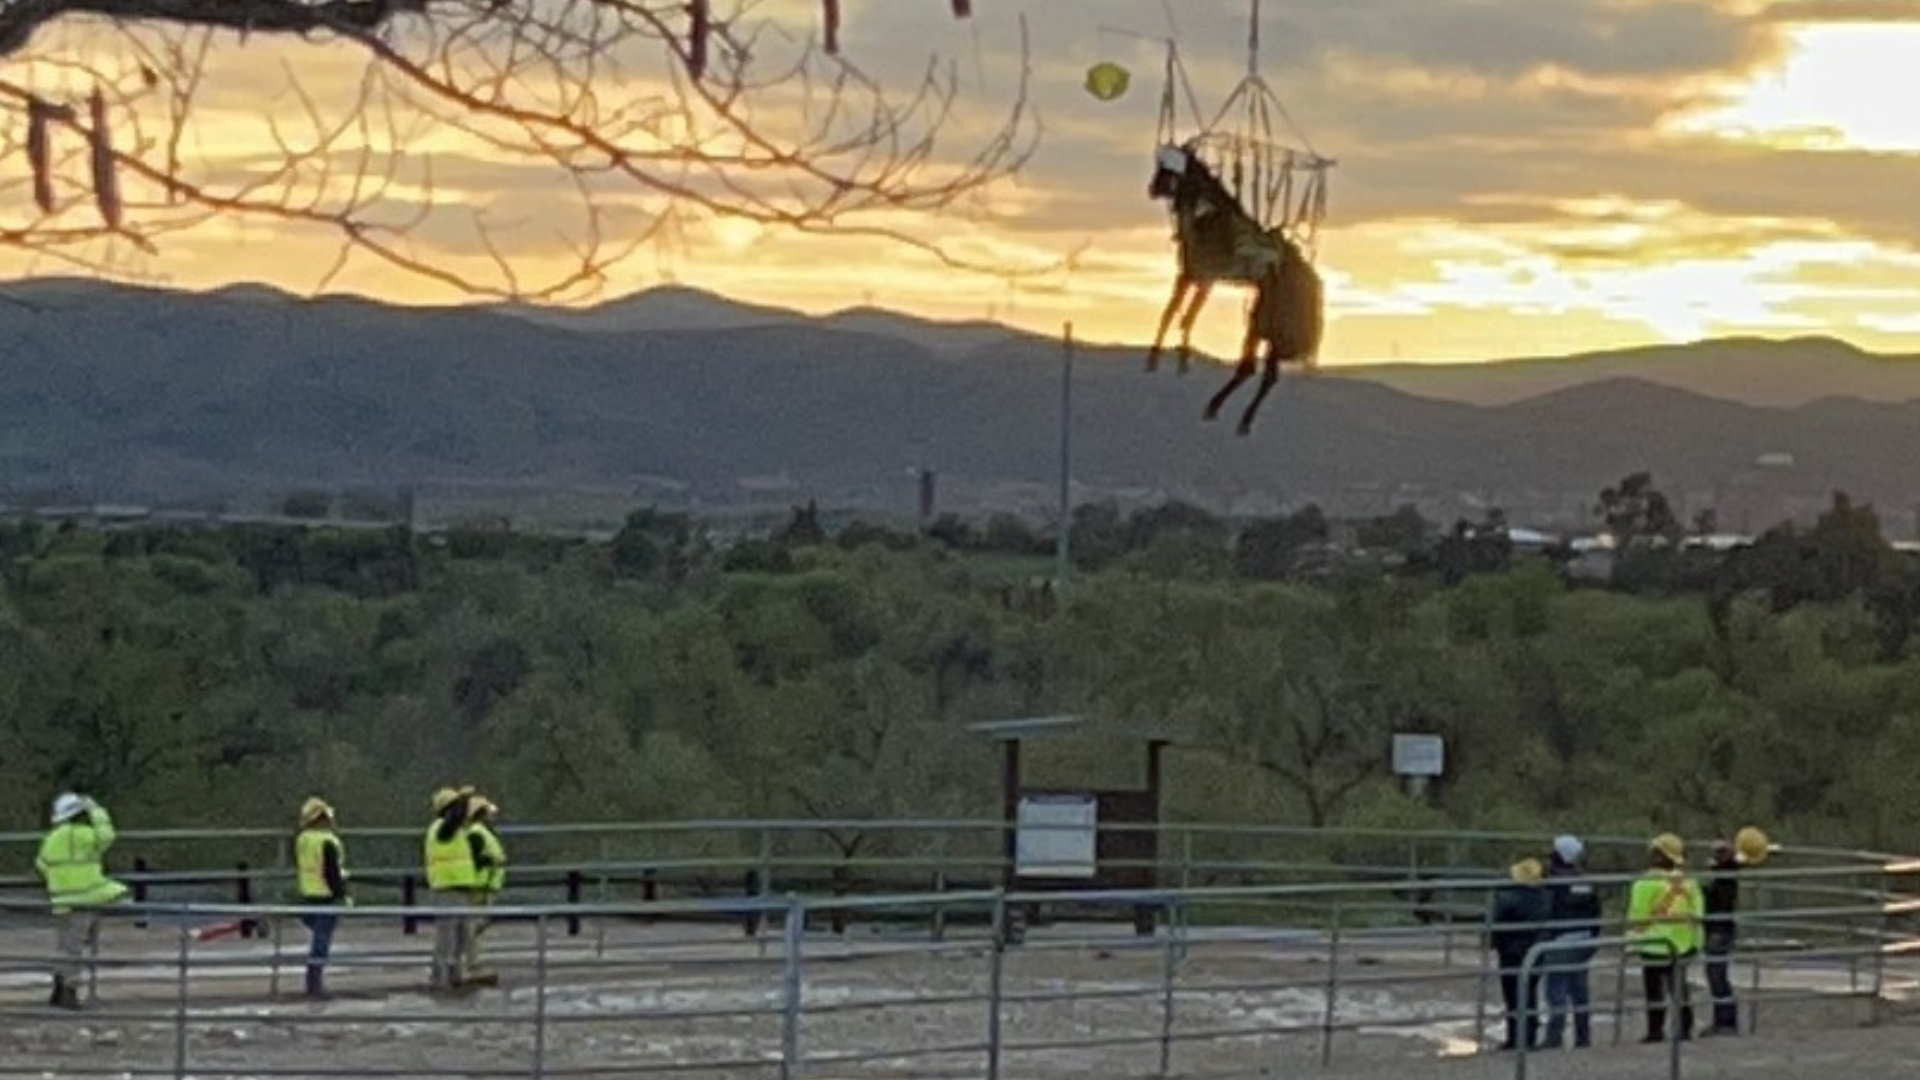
top-left (423, 824), bottom-right (478, 891)
top-left (36, 814), bottom-right (129, 913)
top-left (1628, 870), bottom-right (1703, 958)
top-left (296, 828), bottom-right (346, 900)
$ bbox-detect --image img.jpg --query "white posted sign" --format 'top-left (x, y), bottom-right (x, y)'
top-left (1015, 795), bottom-right (1098, 878)
top-left (1392, 734), bottom-right (1446, 778)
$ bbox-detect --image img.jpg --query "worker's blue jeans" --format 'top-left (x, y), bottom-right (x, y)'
top-left (1543, 968), bottom-right (1591, 1044)
top-left (301, 910), bottom-right (337, 966)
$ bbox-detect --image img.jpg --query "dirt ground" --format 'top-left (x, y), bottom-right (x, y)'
top-left (0, 919), bottom-right (1908, 1079)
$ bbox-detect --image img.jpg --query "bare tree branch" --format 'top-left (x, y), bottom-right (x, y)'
top-left (0, 0), bottom-right (1043, 299)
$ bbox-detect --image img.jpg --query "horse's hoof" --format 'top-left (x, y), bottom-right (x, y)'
top-left (1236, 421), bottom-right (1254, 437)
top-left (1202, 406), bottom-right (1220, 422)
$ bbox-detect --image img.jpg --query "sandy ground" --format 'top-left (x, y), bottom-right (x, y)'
top-left (0, 919), bottom-right (1908, 1079)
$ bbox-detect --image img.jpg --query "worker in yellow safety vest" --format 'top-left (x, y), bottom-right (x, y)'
top-left (1627, 832), bottom-right (1704, 1043)
top-left (463, 796), bottom-right (508, 984)
top-left (423, 785), bottom-right (480, 991)
top-left (34, 792), bottom-right (129, 1011)
top-left (294, 796), bottom-right (350, 1000)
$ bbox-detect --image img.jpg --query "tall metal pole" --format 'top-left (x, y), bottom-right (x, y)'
top-left (1055, 322), bottom-right (1074, 588)
top-left (1248, 0), bottom-right (1261, 78)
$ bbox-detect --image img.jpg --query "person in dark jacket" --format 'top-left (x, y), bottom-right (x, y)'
top-left (1541, 834), bottom-right (1602, 1049)
top-left (1702, 839), bottom-right (1742, 1035)
top-left (1489, 857), bottom-right (1551, 1051)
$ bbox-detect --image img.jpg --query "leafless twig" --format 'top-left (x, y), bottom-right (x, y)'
top-left (0, 0), bottom-right (1043, 300)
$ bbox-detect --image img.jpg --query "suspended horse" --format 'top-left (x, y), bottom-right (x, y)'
top-left (1134, 0), bottom-right (1334, 431)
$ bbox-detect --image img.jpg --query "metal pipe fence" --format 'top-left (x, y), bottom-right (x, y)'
top-left (0, 858), bottom-right (1912, 1080)
top-left (4, 819), bottom-right (1907, 934)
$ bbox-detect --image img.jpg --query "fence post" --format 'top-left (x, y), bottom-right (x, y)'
top-left (1319, 902), bottom-right (1342, 1068)
top-left (987, 889), bottom-right (1006, 1080)
top-left (757, 826), bottom-right (775, 907)
top-left (1611, 944), bottom-right (1628, 1046)
top-left (1158, 899), bottom-right (1179, 1077)
top-left (931, 871), bottom-right (947, 942)
top-left (171, 921), bottom-right (191, 1080)
top-left (269, 916), bottom-right (284, 998)
top-left (402, 875), bottom-right (419, 936)
top-left (1516, 943), bottom-right (1538, 1080)
top-left (779, 894), bottom-right (805, 1080)
top-left (236, 862), bottom-right (259, 939)
top-left (133, 857), bottom-right (150, 929)
top-left (565, 870), bottom-right (582, 938)
top-left (1475, 906), bottom-right (1493, 1053)
top-left (531, 914), bottom-right (551, 1080)
top-left (1868, 867), bottom-right (1889, 1024)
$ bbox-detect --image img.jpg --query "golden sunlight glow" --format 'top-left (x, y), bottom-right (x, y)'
top-left (6, 5), bottom-right (1920, 366)
top-left (1671, 23), bottom-right (1920, 151)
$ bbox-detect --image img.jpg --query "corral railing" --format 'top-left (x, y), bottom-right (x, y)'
top-left (0, 849), bottom-right (1914, 1079)
top-left (2, 820), bottom-right (1908, 935)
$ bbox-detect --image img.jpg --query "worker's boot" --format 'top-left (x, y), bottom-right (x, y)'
top-left (47, 976), bottom-right (63, 1008)
top-left (304, 966), bottom-right (329, 1001)
top-left (54, 982), bottom-right (82, 1011)
top-left (1573, 1013), bottom-right (1592, 1049)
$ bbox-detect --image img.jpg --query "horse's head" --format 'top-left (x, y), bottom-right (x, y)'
top-left (1147, 143), bottom-right (1192, 202)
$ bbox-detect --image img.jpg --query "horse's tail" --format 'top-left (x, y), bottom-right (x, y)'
top-left (1254, 253), bottom-right (1325, 365)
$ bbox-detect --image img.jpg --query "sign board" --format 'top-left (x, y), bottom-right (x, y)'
top-left (1015, 795), bottom-right (1098, 878)
top-left (1392, 734), bottom-right (1446, 778)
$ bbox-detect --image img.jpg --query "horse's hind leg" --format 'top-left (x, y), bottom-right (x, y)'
top-left (1236, 352), bottom-right (1281, 436)
top-left (1147, 279), bottom-right (1188, 373)
top-left (1205, 301), bottom-right (1264, 421)
top-left (1204, 356), bottom-right (1255, 421)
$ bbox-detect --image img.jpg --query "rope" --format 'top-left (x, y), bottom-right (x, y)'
top-left (1147, 0), bottom-right (1334, 258)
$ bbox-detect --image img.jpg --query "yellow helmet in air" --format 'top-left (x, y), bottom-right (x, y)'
top-left (1084, 61), bottom-right (1130, 102)
top-left (1735, 826), bottom-right (1771, 866)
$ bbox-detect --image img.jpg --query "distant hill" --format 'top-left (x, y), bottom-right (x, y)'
top-left (493, 286), bottom-right (1027, 355)
top-left (1353, 336), bottom-right (1920, 408)
top-left (0, 277), bottom-right (1915, 529)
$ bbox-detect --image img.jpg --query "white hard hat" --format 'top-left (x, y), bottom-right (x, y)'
top-left (50, 793), bottom-right (87, 825)
top-left (1553, 834), bottom-right (1585, 864)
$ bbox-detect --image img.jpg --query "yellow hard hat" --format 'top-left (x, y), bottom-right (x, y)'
top-left (1084, 61), bottom-right (1130, 102)
top-left (1735, 826), bottom-right (1771, 866)
top-left (299, 797), bottom-right (334, 825)
top-left (430, 787), bottom-right (461, 813)
top-left (1510, 858), bottom-right (1544, 885)
top-left (1650, 833), bottom-right (1686, 864)
top-left (470, 797), bottom-right (498, 819)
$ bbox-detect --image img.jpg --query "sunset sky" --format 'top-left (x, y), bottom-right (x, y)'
top-left (11, 0), bottom-right (1920, 363)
